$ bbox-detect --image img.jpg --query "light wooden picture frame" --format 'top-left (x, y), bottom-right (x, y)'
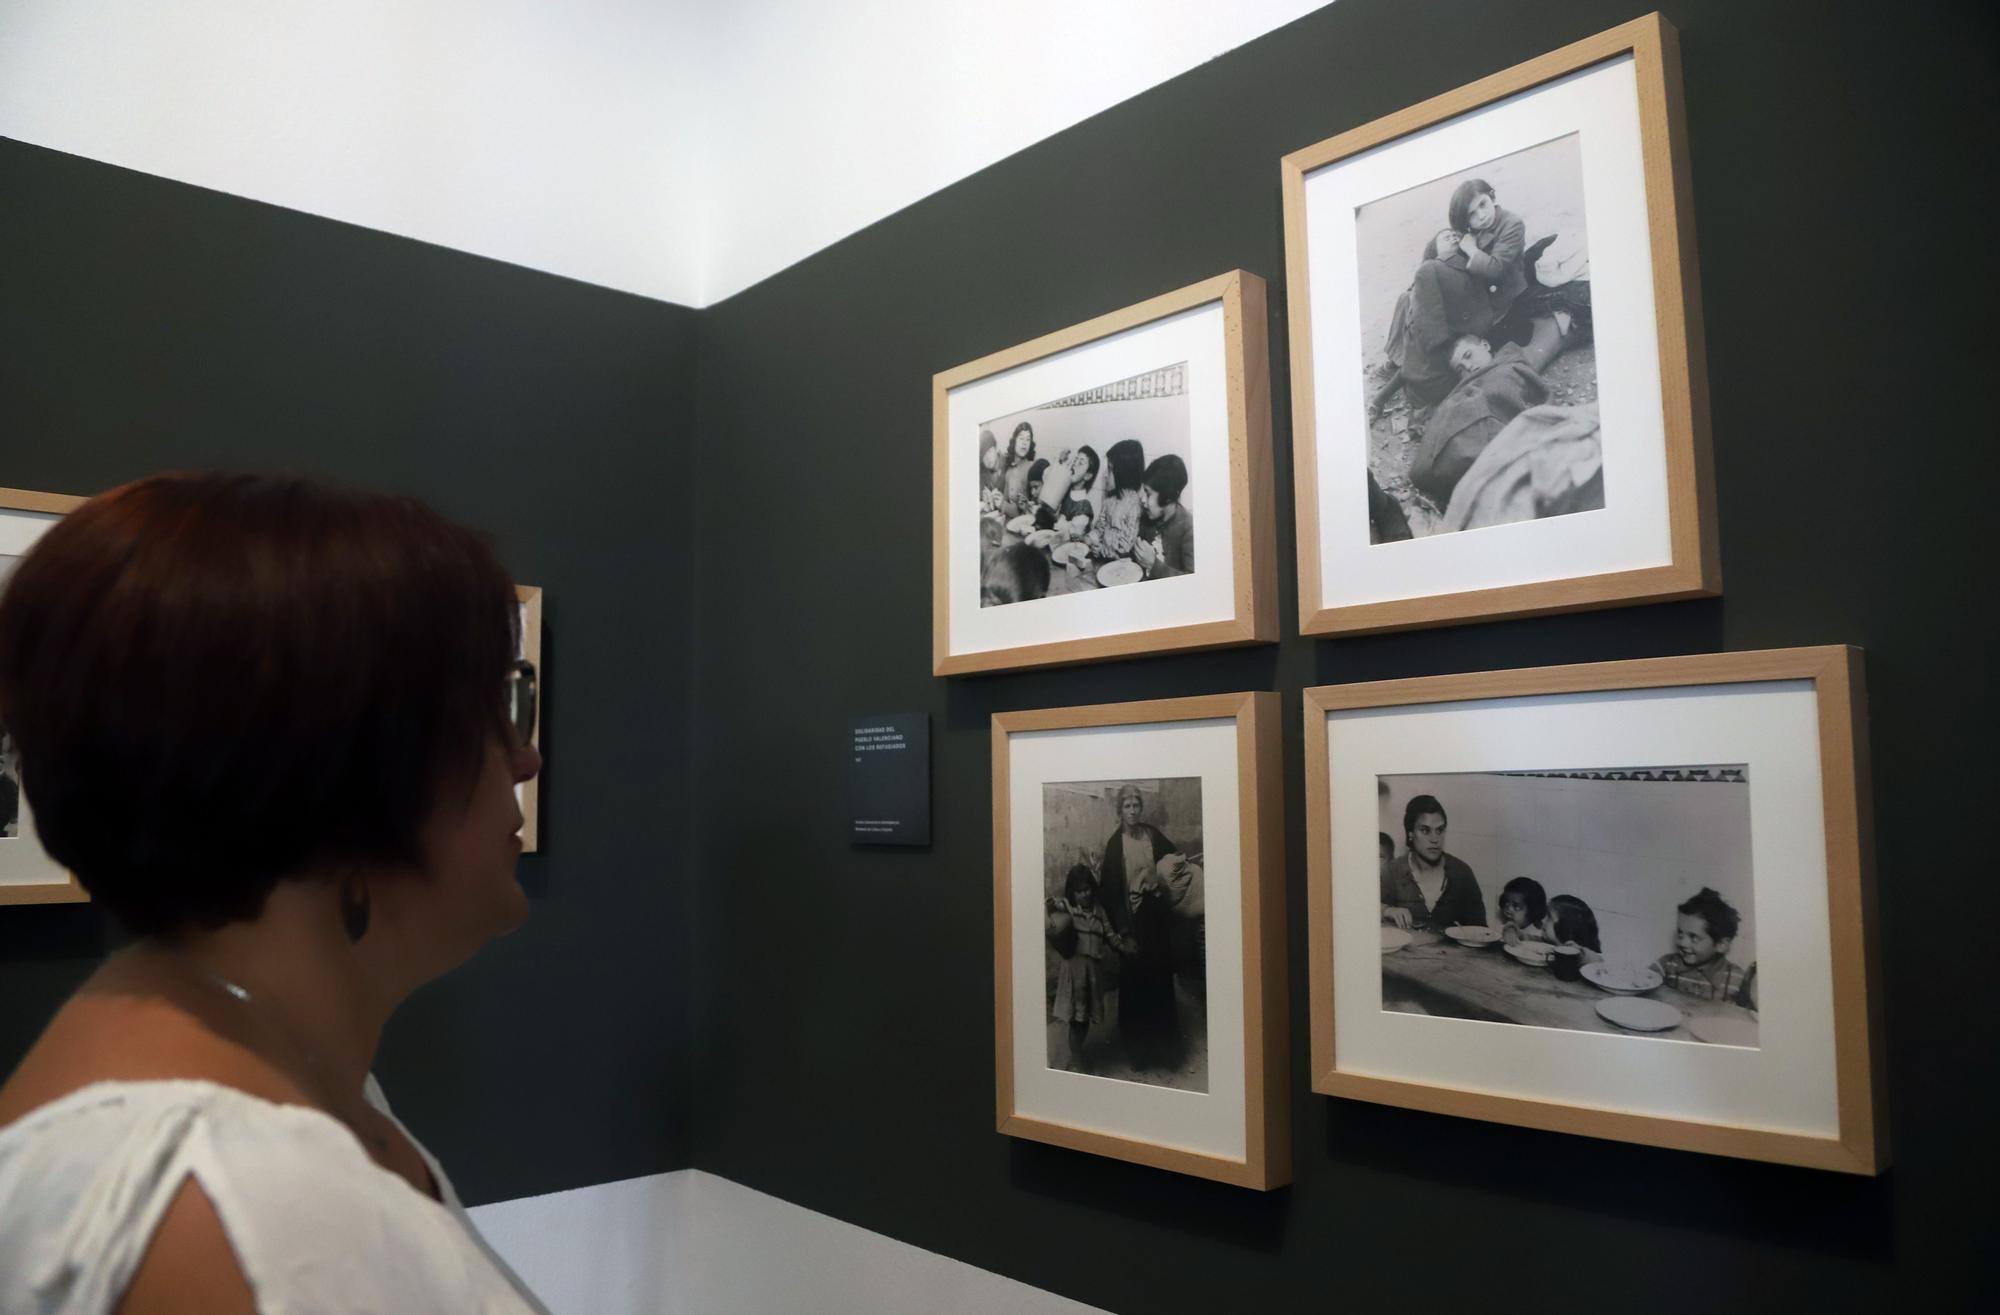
top-left (993, 692), bottom-right (1288, 1188)
top-left (934, 271), bottom-right (1277, 675)
top-left (1304, 647), bottom-right (1885, 1174)
top-left (1, 485), bottom-right (91, 906)
top-left (514, 584), bottom-right (543, 853)
top-left (1281, 13), bottom-right (1718, 635)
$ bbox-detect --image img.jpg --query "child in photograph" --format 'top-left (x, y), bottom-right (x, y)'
top-left (1135, 454), bottom-right (1193, 578)
top-left (1035, 446), bottom-right (1100, 544)
top-left (1405, 332), bottom-right (1553, 506)
top-left (1049, 864), bottom-right (1125, 1071)
top-left (978, 430), bottom-right (1007, 516)
top-left (1086, 439), bottom-right (1146, 560)
top-left (1375, 178), bottom-right (1530, 412)
top-left (1655, 887), bottom-right (1751, 1002)
top-left (1025, 458), bottom-right (1050, 509)
top-left (979, 429), bottom-right (1001, 490)
top-left (1497, 876), bottom-right (1550, 945)
top-left (1001, 422), bottom-right (1038, 515)
top-left (980, 542), bottom-right (1049, 607)
top-left (1545, 893), bottom-right (1603, 964)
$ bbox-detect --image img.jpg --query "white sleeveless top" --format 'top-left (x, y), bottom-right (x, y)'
top-left (0, 1076), bottom-right (547, 1314)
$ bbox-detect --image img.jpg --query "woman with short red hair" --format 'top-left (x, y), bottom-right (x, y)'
top-left (0, 474), bottom-right (547, 1313)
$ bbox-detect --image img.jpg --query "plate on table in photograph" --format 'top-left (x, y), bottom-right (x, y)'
top-left (1443, 926), bottom-right (1500, 947)
top-left (1504, 941), bottom-right (1556, 966)
top-left (1096, 559), bottom-right (1143, 588)
top-left (1595, 997), bottom-right (1683, 1033)
top-left (1381, 926), bottom-right (1412, 953)
top-left (1689, 1014), bottom-right (1760, 1048)
top-left (1582, 961), bottom-right (1665, 995)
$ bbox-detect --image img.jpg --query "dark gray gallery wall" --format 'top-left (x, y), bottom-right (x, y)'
top-left (2, 0), bottom-right (1994, 1307)
top-left (687, 2), bottom-right (1994, 1311)
top-left (0, 136), bottom-right (698, 1206)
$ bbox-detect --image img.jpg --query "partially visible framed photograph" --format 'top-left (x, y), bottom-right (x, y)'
top-left (1282, 13), bottom-right (1718, 634)
top-left (934, 270), bottom-right (1277, 675)
top-left (514, 584), bottom-right (543, 853)
top-left (1, 486), bottom-right (90, 906)
top-left (1304, 648), bottom-right (1886, 1173)
top-left (993, 692), bottom-right (1288, 1188)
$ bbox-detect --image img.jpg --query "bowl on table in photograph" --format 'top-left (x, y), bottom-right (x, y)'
top-left (1051, 541), bottom-right (1090, 568)
top-left (1688, 1014), bottom-right (1759, 1047)
top-left (1443, 926), bottom-right (1501, 948)
top-left (1582, 961), bottom-right (1665, 995)
top-left (1503, 940), bottom-right (1556, 966)
top-left (1381, 926), bottom-right (1412, 953)
top-left (1096, 559), bottom-right (1143, 587)
top-left (1594, 996), bottom-right (1684, 1033)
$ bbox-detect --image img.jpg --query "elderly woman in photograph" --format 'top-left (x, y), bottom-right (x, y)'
top-left (0, 475), bottom-right (548, 1313)
top-left (1374, 177), bottom-right (1530, 413)
top-left (1098, 784), bottom-right (1187, 1073)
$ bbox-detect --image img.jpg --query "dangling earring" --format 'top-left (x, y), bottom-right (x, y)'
top-left (340, 876), bottom-right (371, 943)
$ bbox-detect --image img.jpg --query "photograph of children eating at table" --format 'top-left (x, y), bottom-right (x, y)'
top-left (1376, 766), bottom-right (1760, 1044)
top-left (978, 362), bottom-right (1196, 609)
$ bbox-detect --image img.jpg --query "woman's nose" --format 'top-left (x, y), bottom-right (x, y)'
top-left (514, 742), bottom-right (543, 783)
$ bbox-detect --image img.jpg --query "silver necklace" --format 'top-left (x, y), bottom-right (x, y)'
top-left (177, 958), bottom-right (408, 1173)
top-left (184, 961), bottom-right (337, 1086)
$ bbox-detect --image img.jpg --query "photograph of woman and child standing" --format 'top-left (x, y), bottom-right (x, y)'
top-left (1377, 767), bottom-right (1760, 1043)
top-left (1355, 133), bottom-right (1603, 542)
top-left (978, 362), bottom-right (1196, 609)
top-left (1042, 778), bottom-right (1207, 1091)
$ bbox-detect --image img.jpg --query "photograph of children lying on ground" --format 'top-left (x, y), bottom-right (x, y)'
top-left (978, 362), bottom-right (1195, 608)
top-left (1042, 777), bottom-right (1208, 1091)
top-left (1377, 766), bottom-right (1761, 1047)
top-left (1355, 134), bottom-right (1603, 542)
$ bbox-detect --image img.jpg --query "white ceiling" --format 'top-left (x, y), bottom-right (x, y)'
top-left (0, 1), bottom-right (1328, 307)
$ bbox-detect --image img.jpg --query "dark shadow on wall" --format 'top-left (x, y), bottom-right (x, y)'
top-left (1321, 1094), bottom-right (1896, 1262)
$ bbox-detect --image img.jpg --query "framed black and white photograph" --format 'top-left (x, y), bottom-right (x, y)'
top-left (1376, 764), bottom-right (1760, 1047)
top-left (976, 363), bottom-right (1195, 607)
top-left (1353, 133), bottom-right (1601, 541)
top-left (514, 584), bottom-right (543, 853)
top-left (1040, 776), bottom-right (1208, 1091)
top-left (934, 271), bottom-right (1276, 674)
top-left (994, 693), bottom-right (1287, 1188)
top-left (1, 486), bottom-right (89, 906)
top-left (1282, 14), bottom-right (1718, 635)
top-left (1305, 649), bottom-right (1886, 1173)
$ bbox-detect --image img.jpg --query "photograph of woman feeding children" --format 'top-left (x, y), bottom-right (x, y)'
top-left (978, 362), bottom-right (1196, 609)
top-left (1354, 133), bottom-right (1603, 541)
top-left (1375, 766), bottom-right (1760, 1045)
top-left (1042, 778), bottom-right (1207, 1092)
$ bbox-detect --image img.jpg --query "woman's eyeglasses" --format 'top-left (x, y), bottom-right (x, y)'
top-left (505, 659), bottom-right (538, 746)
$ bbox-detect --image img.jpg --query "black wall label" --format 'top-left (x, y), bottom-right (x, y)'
top-left (849, 714), bottom-right (929, 846)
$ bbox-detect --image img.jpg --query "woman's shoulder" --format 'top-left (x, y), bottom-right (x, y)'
top-left (1, 1079), bottom-right (522, 1314)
